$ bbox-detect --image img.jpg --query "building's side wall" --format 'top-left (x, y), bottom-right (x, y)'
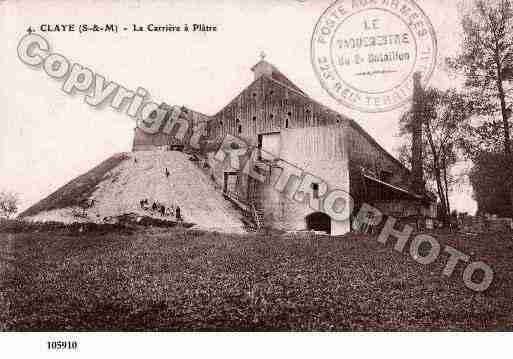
top-left (206, 126), bottom-right (351, 234)
top-left (260, 126), bottom-right (350, 235)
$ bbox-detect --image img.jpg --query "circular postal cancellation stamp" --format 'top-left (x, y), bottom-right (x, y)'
top-left (311, 0), bottom-right (437, 113)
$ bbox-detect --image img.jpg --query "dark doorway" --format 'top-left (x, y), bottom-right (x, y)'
top-left (223, 171), bottom-right (238, 195)
top-left (257, 134), bottom-right (263, 160)
top-left (305, 212), bottom-right (331, 234)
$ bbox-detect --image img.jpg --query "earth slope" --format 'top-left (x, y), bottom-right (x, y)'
top-left (20, 151), bottom-right (245, 233)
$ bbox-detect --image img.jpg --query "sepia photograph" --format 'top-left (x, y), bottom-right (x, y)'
top-left (0, 0), bottom-right (512, 356)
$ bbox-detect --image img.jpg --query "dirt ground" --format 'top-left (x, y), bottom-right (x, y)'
top-left (1, 227), bottom-right (512, 331)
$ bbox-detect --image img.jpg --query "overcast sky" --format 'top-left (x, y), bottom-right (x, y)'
top-left (0, 0), bottom-right (476, 213)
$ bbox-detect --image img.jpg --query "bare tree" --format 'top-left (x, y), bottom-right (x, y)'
top-left (0, 190), bottom-right (19, 219)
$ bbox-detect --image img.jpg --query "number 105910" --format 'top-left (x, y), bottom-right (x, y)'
top-left (47, 341), bottom-right (78, 350)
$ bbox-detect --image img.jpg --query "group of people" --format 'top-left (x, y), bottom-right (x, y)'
top-left (139, 199), bottom-right (182, 221)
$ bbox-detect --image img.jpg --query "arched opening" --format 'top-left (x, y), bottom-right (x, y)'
top-left (305, 212), bottom-right (331, 234)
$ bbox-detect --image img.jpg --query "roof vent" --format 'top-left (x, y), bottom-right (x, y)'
top-left (251, 51), bottom-right (274, 80)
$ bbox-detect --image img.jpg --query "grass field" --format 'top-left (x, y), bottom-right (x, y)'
top-left (1, 227), bottom-right (512, 331)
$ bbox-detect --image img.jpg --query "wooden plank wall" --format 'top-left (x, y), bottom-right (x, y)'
top-left (207, 76), bottom-right (346, 145)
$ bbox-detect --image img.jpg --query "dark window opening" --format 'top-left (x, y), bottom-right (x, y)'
top-left (288, 111), bottom-right (292, 116)
top-left (252, 93), bottom-right (257, 98)
top-left (285, 118), bottom-right (289, 128)
top-left (223, 171), bottom-right (238, 196)
top-left (311, 183), bottom-right (319, 199)
top-left (169, 144), bottom-right (184, 152)
top-left (238, 124), bottom-right (242, 134)
top-left (219, 121), bottom-right (223, 126)
top-left (253, 116), bottom-right (257, 122)
top-left (257, 134), bottom-right (263, 161)
top-left (270, 114), bottom-right (274, 119)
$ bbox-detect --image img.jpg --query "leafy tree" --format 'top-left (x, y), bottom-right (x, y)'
top-left (469, 151), bottom-right (513, 217)
top-left (447, 0), bottom-right (513, 155)
top-left (0, 190), bottom-right (19, 219)
top-left (445, 0), bottom-right (513, 217)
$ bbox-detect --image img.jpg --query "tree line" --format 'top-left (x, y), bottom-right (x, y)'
top-left (399, 0), bottom-right (513, 225)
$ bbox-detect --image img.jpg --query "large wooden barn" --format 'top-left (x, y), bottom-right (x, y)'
top-left (133, 57), bottom-right (436, 235)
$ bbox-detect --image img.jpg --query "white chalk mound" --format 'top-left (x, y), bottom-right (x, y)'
top-left (24, 151), bottom-right (245, 234)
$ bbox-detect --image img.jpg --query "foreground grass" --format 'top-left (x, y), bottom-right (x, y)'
top-left (1, 228), bottom-right (512, 330)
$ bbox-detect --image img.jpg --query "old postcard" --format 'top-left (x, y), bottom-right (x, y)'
top-left (0, 0), bottom-right (512, 356)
